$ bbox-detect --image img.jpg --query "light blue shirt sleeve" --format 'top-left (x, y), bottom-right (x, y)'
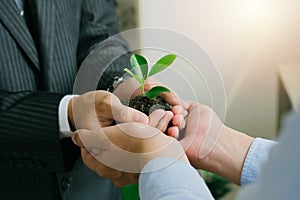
top-left (139, 157), bottom-right (214, 200)
top-left (139, 109), bottom-right (300, 200)
top-left (240, 138), bottom-right (277, 186)
top-left (238, 109), bottom-right (300, 200)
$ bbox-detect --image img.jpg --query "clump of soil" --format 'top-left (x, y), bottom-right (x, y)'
top-left (122, 96), bottom-right (172, 116)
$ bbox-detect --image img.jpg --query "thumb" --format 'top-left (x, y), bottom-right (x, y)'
top-left (72, 128), bottom-right (109, 154)
top-left (72, 129), bottom-right (90, 148)
top-left (113, 104), bottom-right (149, 124)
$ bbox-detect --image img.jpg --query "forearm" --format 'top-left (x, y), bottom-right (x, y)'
top-left (196, 126), bottom-right (254, 185)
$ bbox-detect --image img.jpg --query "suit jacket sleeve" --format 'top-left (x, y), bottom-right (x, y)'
top-left (0, 90), bottom-right (74, 172)
top-left (0, 0), bottom-right (127, 173)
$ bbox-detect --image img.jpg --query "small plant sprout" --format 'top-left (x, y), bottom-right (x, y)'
top-left (124, 53), bottom-right (177, 98)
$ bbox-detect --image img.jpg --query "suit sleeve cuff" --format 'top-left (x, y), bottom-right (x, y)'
top-left (58, 95), bottom-right (78, 139)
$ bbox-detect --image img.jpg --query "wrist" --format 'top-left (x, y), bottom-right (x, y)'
top-left (195, 126), bottom-right (254, 185)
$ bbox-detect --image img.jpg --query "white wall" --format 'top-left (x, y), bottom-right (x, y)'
top-left (137, 0), bottom-right (300, 139)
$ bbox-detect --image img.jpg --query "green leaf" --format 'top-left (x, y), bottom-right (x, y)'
top-left (145, 86), bottom-right (170, 98)
top-left (148, 54), bottom-right (176, 77)
top-left (124, 68), bottom-right (142, 84)
top-left (130, 54), bottom-right (148, 80)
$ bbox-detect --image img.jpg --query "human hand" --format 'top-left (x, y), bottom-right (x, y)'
top-left (179, 101), bottom-right (223, 168)
top-left (72, 123), bottom-right (188, 187)
top-left (179, 100), bottom-right (254, 185)
top-left (148, 109), bottom-right (174, 133)
top-left (144, 78), bottom-right (188, 137)
top-left (68, 90), bottom-right (149, 130)
top-left (114, 77), bottom-right (187, 137)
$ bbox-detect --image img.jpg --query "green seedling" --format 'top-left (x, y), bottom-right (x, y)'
top-left (124, 53), bottom-right (176, 98)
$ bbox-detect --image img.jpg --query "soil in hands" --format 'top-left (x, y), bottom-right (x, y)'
top-left (122, 96), bottom-right (172, 115)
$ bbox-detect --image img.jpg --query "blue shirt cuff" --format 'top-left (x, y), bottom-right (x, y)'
top-left (241, 138), bottom-right (277, 186)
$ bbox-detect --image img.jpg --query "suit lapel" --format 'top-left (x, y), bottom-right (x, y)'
top-left (0, 0), bottom-right (39, 71)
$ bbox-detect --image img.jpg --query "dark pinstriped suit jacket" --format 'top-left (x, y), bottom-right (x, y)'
top-left (0, 0), bottom-right (127, 199)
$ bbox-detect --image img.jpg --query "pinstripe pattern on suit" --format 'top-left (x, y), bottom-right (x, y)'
top-left (0, 0), bottom-right (126, 199)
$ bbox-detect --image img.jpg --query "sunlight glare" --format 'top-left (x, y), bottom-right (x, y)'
top-left (244, 0), bottom-right (267, 20)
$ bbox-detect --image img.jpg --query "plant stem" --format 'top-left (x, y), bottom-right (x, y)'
top-left (141, 81), bottom-right (145, 96)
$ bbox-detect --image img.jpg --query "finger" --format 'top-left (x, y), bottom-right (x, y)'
top-left (112, 173), bottom-right (139, 187)
top-left (149, 109), bottom-right (165, 127)
top-left (81, 148), bottom-right (97, 171)
top-left (81, 148), bottom-right (119, 180)
top-left (171, 106), bottom-right (187, 130)
top-left (72, 131), bottom-right (86, 148)
top-left (100, 92), bottom-right (146, 123)
top-left (96, 164), bottom-right (122, 181)
top-left (112, 180), bottom-right (128, 188)
top-left (167, 126), bottom-right (179, 139)
top-left (113, 104), bottom-right (149, 124)
top-left (172, 105), bottom-right (188, 118)
top-left (179, 103), bottom-right (201, 149)
top-left (81, 151), bottom-right (137, 188)
top-left (156, 111), bottom-right (173, 132)
top-left (172, 114), bottom-right (186, 130)
top-left (75, 129), bottom-right (110, 156)
top-left (159, 90), bottom-right (180, 106)
top-left (183, 105), bottom-right (201, 138)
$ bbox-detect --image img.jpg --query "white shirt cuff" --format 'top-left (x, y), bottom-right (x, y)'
top-left (58, 95), bottom-right (78, 139)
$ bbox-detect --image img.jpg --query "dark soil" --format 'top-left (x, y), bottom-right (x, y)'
top-left (122, 96), bottom-right (172, 116)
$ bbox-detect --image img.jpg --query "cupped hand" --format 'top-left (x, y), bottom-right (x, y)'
top-left (114, 77), bottom-right (188, 137)
top-left (179, 100), bottom-right (224, 168)
top-left (144, 78), bottom-right (188, 137)
top-left (68, 90), bottom-right (149, 130)
top-left (179, 100), bottom-right (254, 185)
top-left (72, 123), bottom-right (188, 187)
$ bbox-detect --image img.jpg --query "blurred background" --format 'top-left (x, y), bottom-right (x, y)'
top-left (116, 0), bottom-right (300, 199)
